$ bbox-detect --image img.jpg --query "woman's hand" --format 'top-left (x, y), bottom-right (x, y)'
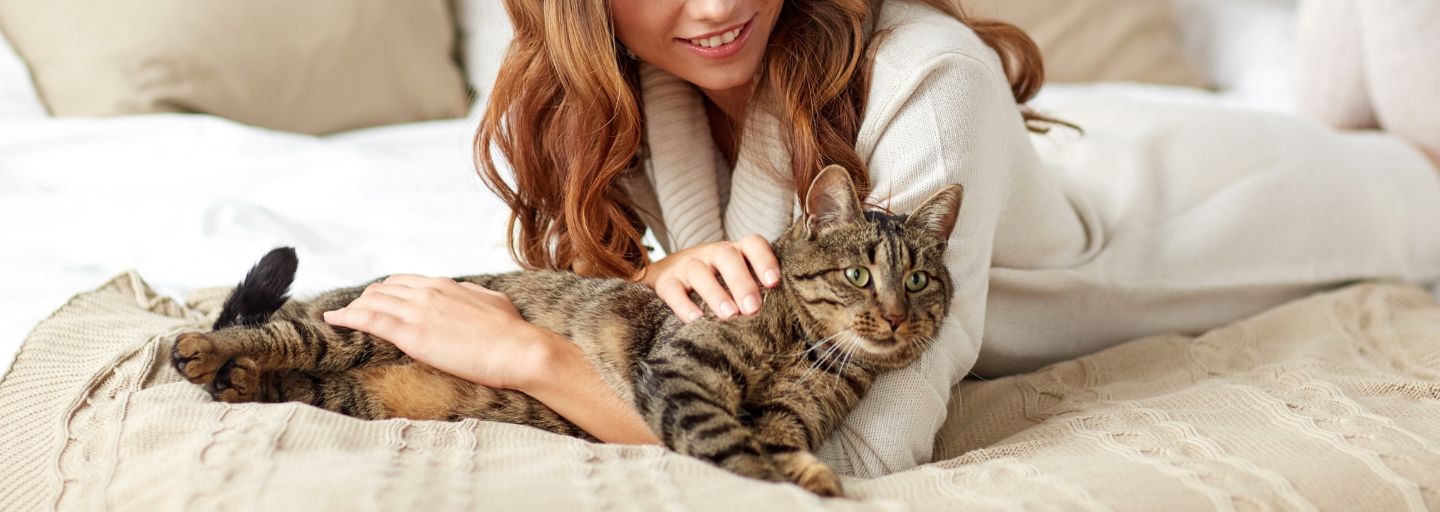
top-left (322, 275), bottom-right (551, 391)
top-left (636, 234), bottom-right (780, 323)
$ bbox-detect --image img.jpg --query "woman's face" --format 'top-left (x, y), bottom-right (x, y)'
top-left (611, 0), bottom-right (783, 93)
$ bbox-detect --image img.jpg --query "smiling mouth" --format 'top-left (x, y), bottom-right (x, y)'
top-left (685, 22), bottom-right (745, 48)
top-left (675, 16), bottom-right (755, 57)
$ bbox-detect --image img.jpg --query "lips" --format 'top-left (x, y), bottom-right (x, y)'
top-left (686, 25), bottom-right (743, 48)
top-left (675, 16), bottom-right (755, 59)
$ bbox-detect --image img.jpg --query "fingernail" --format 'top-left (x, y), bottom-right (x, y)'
top-left (764, 269), bottom-right (780, 287)
top-left (719, 302), bottom-right (737, 319)
top-left (742, 295), bottom-right (760, 315)
top-left (686, 310), bottom-right (703, 323)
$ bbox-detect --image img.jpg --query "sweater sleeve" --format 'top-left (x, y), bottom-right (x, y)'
top-left (815, 46), bottom-right (1036, 476)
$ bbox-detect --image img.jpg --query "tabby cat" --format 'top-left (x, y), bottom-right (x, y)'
top-left (171, 165), bottom-right (963, 497)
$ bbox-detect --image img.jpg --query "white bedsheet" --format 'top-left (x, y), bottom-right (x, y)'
top-left (0, 114), bottom-right (520, 376)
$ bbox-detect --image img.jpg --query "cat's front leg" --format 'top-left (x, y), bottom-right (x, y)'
top-left (751, 401), bottom-right (845, 497)
top-left (635, 359), bottom-right (783, 483)
top-left (749, 359), bottom-right (869, 497)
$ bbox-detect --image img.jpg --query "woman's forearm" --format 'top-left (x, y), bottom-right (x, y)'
top-left (514, 328), bottom-right (661, 445)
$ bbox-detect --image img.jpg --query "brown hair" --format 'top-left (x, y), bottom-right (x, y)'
top-left (476, 0), bottom-right (1048, 279)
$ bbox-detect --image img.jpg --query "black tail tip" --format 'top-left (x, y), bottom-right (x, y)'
top-left (214, 246), bottom-right (299, 329)
top-left (259, 247), bottom-right (299, 272)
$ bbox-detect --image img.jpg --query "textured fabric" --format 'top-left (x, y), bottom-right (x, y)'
top-left (960, 0), bottom-right (1209, 87)
top-left (624, 0), bottom-right (1440, 477)
top-left (4, 274), bottom-right (1440, 510)
top-left (0, 0), bottom-right (468, 135)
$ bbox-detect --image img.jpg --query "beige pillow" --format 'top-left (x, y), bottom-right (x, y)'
top-left (0, 0), bottom-right (468, 134)
top-left (962, 0), bottom-right (1210, 88)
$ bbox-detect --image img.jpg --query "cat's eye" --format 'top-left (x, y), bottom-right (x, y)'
top-left (905, 271), bottom-right (930, 292)
top-left (844, 267), bottom-right (871, 288)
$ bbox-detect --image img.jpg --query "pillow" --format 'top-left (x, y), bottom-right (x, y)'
top-left (1172, 0), bottom-right (1298, 109)
top-left (456, 0), bottom-right (514, 112)
top-left (0, 0), bottom-right (469, 135)
top-left (962, 0), bottom-right (1210, 88)
top-left (0, 25), bottom-right (46, 118)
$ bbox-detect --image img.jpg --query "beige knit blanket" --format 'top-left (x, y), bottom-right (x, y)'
top-left (2, 273), bottom-right (1439, 511)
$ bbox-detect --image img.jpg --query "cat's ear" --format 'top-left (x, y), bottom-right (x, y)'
top-left (905, 184), bottom-right (964, 240)
top-left (804, 165), bottom-right (864, 235)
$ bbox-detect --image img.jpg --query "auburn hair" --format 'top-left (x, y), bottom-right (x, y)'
top-left (475, 0), bottom-right (1049, 279)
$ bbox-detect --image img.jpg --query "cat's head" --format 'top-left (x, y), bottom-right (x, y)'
top-left (777, 165), bottom-right (963, 371)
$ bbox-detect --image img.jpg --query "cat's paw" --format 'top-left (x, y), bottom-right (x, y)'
top-left (776, 451), bottom-right (845, 498)
top-left (172, 333), bottom-right (224, 385)
top-left (210, 357), bottom-right (262, 403)
top-left (711, 448), bottom-right (785, 483)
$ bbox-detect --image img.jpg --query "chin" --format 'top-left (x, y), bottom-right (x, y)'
top-left (839, 330), bottom-right (921, 370)
top-left (679, 64), bottom-right (762, 92)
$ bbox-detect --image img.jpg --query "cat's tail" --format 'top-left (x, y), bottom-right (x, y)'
top-left (214, 247), bottom-right (299, 330)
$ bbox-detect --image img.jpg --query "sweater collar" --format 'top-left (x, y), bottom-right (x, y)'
top-left (639, 62), bottom-right (795, 251)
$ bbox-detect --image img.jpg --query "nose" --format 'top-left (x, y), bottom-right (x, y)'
top-left (686, 0), bottom-right (738, 22)
top-left (885, 312), bottom-right (904, 331)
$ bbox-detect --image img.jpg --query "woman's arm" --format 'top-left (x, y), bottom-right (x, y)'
top-left (517, 328), bottom-right (660, 445)
top-left (323, 274), bottom-right (659, 444)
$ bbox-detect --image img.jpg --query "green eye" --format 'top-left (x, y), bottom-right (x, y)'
top-left (843, 267), bottom-right (871, 288)
top-left (905, 271), bottom-right (930, 292)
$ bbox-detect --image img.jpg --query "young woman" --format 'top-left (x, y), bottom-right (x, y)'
top-left (324, 0), bottom-right (1440, 476)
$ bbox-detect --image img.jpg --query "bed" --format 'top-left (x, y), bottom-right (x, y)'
top-left (3, 0), bottom-right (1440, 510)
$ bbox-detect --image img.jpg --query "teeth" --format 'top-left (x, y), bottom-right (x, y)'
top-left (690, 28), bottom-right (742, 48)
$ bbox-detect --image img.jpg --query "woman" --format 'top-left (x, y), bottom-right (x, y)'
top-left (324, 0), bottom-right (1440, 476)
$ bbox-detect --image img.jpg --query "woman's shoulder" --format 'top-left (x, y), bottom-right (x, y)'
top-left (871, 0), bottom-right (1000, 76)
top-left (858, 0), bottom-right (1016, 133)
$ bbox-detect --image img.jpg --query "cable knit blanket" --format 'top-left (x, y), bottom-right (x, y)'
top-left (2, 273), bottom-right (1439, 511)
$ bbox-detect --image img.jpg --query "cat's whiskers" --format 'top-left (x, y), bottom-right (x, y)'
top-left (801, 333), bottom-right (849, 382)
top-left (817, 330), bottom-right (861, 392)
top-left (830, 331), bottom-right (863, 395)
top-left (794, 331), bottom-right (843, 359)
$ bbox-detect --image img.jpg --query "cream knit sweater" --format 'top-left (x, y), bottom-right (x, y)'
top-left (619, 0), bottom-right (1440, 477)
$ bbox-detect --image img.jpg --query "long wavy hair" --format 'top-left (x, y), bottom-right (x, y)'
top-left (476, 0), bottom-right (1049, 279)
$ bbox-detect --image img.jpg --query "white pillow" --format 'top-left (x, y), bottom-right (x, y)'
top-left (456, 0), bottom-right (514, 114)
top-left (1171, 0), bottom-right (1299, 111)
top-left (0, 26), bottom-right (46, 118)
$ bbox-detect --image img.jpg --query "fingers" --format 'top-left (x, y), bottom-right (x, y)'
top-left (324, 283), bottom-right (422, 342)
top-left (685, 259), bottom-right (739, 320)
top-left (710, 245), bottom-right (762, 316)
top-left (360, 283), bottom-right (431, 303)
top-left (736, 234), bottom-right (781, 288)
top-left (655, 277), bottom-right (703, 324)
top-left (382, 274), bottom-right (461, 295)
top-left (457, 281), bottom-right (502, 297)
top-left (323, 306), bottom-right (410, 344)
top-left (353, 288), bottom-right (412, 317)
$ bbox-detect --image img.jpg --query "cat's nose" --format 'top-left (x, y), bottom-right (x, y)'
top-left (885, 313), bottom-right (904, 331)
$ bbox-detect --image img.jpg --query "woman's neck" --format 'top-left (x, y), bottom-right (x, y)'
top-left (701, 82), bottom-right (753, 165)
top-left (700, 82), bottom-right (753, 122)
